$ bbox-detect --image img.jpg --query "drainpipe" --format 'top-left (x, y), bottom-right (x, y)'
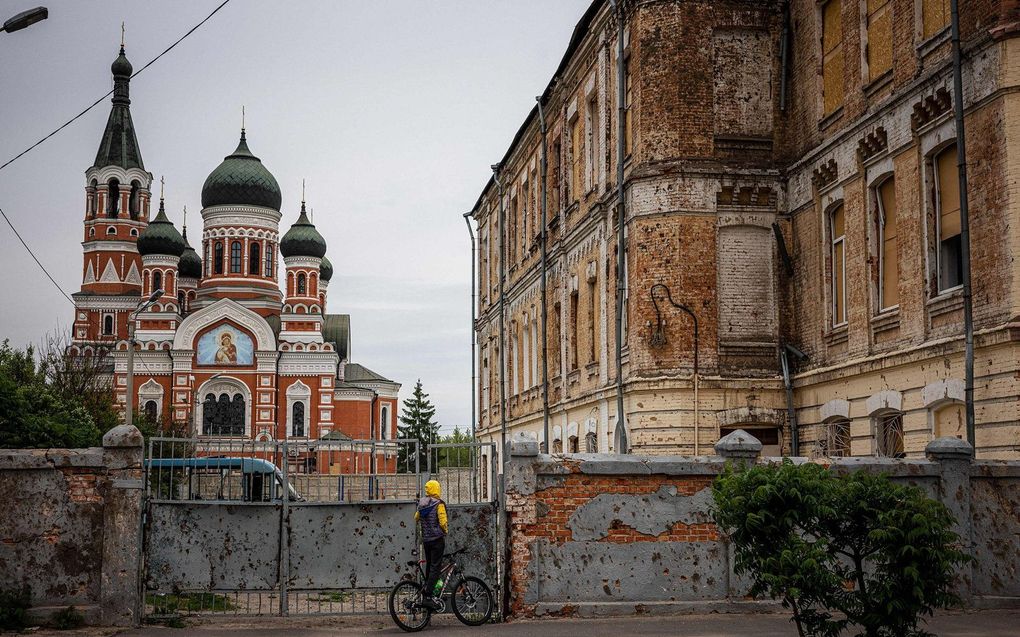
top-left (536, 97), bottom-right (551, 452)
top-left (609, 0), bottom-right (628, 453)
top-left (779, 0), bottom-right (791, 112)
top-left (780, 344), bottom-right (807, 456)
top-left (463, 212), bottom-right (477, 441)
top-left (492, 164), bottom-right (508, 473)
top-left (949, 0), bottom-right (975, 448)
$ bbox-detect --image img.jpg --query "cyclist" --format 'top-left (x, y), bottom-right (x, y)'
top-left (415, 479), bottom-right (448, 610)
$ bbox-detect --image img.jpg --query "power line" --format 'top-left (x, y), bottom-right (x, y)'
top-left (0, 204), bottom-right (75, 305)
top-left (0, 0), bottom-right (232, 173)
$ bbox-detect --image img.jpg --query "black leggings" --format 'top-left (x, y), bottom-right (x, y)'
top-left (423, 537), bottom-right (445, 596)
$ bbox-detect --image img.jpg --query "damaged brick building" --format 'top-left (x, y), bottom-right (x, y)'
top-left (469, 0), bottom-right (1020, 461)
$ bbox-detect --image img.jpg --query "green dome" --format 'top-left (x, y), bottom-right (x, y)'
top-left (111, 47), bottom-right (132, 77)
top-left (178, 227), bottom-right (203, 278)
top-left (201, 130), bottom-right (282, 210)
top-left (319, 255), bottom-right (333, 281)
top-left (280, 204), bottom-right (326, 258)
top-left (137, 200), bottom-right (186, 257)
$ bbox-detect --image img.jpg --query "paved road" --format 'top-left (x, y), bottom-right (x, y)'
top-left (31, 609), bottom-right (1020, 636)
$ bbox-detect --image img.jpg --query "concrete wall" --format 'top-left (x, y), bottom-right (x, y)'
top-left (504, 433), bottom-right (1020, 618)
top-left (0, 426), bottom-right (144, 626)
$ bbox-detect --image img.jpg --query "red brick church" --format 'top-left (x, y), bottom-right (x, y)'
top-left (68, 46), bottom-right (400, 464)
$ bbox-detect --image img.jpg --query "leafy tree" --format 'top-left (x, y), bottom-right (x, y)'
top-left (434, 426), bottom-right (474, 468)
top-left (0, 340), bottom-right (103, 448)
top-left (713, 460), bottom-right (968, 637)
top-left (397, 379), bottom-right (440, 471)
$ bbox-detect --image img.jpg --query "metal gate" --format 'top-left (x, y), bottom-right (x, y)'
top-left (141, 437), bottom-right (500, 619)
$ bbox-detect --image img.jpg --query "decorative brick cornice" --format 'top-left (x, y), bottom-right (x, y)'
top-left (811, 159), bottom-right (838, 190)
top-left (857, 127), bottom-right (888, 163)
top-left (716, 185), bottom-right (776, 208)
top-left (910, 88), bottom-right (952, 132)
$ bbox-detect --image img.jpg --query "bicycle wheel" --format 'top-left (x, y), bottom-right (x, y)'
top-left (451, 576), bottom-right (494, 626)
top-left (388, 580), bottom-right (432, 632)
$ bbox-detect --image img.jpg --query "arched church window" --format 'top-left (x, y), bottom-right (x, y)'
top-left (230, 241), bottom-right (242, 273)
top-left (144, 400), bottom-right (157, 422)
top-left (292, 402), bottom-right (305, 438)
top-left (89, 228), bottom-right (96, 238)
top-left (129, 180), bottom-right (141, 220)
top-left (103, 315), bottom-right (114, 336)
top-left (214, 242), bottom-right (224, 275)
top-left (107, 179), bottom-right (120, 217)
top-left (107, 226), bottom-right (117, 235)
top-left (297, 273), bottom-right (306, 295)
top-left (264, 244), bottom-right (273, 278)
top-left (89, 179), bottom-right (98, 217)
top-left (152, 271), bottom-right (162, 292)
top-left (177, 291), bottom-right (185, 313)
top-left (249, 242), bottom-right (261, 276)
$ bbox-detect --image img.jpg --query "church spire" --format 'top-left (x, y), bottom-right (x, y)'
top-left (93, 41), bottom-right (144, 170)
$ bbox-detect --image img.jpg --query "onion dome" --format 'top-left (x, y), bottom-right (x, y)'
top-left (178, 227), bottom-right (203, 278)
top-left (319, 255), bottom-right (333, 282)
top-left (111, 46), bottom-right (133, 77)
top-left (137, 198), bottom-right (186, 257)
top-left (201, 129), bottom-right (282, 210)
top-left (280, 202), bottom-right (327, 258)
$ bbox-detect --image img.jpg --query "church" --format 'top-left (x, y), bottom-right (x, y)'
top-left (68, 46), bottom-right (400, 463)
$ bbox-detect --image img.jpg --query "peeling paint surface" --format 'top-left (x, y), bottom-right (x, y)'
top-left (971, 477), bottom-right (1020, 597)
top-left (568, 485), bottom-right (714, 541)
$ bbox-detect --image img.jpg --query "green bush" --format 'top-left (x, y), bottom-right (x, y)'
top-left (712, 460), bottom-right (968, 637)
top-left (50, 605), bottom-right (85, 630)
top-left (0, 585), bottom-right (31, 631)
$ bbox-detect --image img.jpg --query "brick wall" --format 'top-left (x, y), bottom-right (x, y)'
top-left (0, 426), bottom-right (144, 626)
top-left (505, 435), bottom-right (1020, 618)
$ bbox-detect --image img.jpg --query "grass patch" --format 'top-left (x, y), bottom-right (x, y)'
top-left (309, 591), bottom-right (351, 603)
top-left (146, 592), bottom-right (235, 614)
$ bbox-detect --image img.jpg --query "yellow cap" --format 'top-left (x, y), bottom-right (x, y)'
top-left (425, 479), bottom-right (441, 498)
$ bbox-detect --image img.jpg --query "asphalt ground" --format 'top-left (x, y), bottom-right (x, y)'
top-left (22, 608), bottom-right (1020, 636)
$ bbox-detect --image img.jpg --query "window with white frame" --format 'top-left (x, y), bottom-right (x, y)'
top-left (380, 404), bottom-right (390, 440)
top-left (829, 204), bottom-right (847, 326)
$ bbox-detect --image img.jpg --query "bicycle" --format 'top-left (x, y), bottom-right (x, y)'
top-left (388, 547), bottom-right (494, 632)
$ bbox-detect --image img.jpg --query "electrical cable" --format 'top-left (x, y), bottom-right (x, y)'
top-left (0, 0), bottom-right (231, 173)
top-left (0, 203), bottom-right (75, 305)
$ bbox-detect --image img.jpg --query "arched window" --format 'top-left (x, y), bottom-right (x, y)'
top-left (129, 228), bottom-right (138, 237)
top-left (107, 226), bottom-right (117, 235)
top-left (89, 227), bottom-right (96, 238)
top-left (144, 400), bottom-right (157, 422)
top-left (264, 244), bottom-right (273, 278)
top-left (297, 273), bottom-right (307, 295)
top-left (129, 180), bottom-right (141, 219)
top-left (204, 392), bottom-right (245, 436)
top-left (568, 435), bottom-right (579, 453)
top-left (152, 270), bottom-right (162, 291)
top-left (380, 405), bottom-right (389, 440)
top-left (585, 431), bottom-right (598, 453)
top-left (876, 412), bottom-right (905, 458)
top-left (214, 242), bottom-right (224, 274)
top-left (230, 241), bottom-right (242, 273)
top-left (820, 418), bottom-right (851, 457)
top-left (177, 290), bottom-right (186, 313)
top-left (292, 402), bottom-right (305, 438)
top-left (933, 402), bottom-right (964, 439)
top-left (107, 179), bottom-right (120, 217)
top-left (249, 242), bottom-right (261, 276)
top-left (103, 314), bottom-right (114, 335)
top-left (89, 179), bottom-right (98, 217)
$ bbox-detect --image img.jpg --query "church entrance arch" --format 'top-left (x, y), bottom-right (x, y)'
top-left (196, 376), bottom-right (251, 437)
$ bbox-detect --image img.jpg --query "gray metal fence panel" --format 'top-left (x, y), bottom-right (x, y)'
top-left (145, 503), bottom-right (281, 591)
top-left (446, 502), bottom-right (499, 587)
top-left (286, 502), bottom-right (417, 589)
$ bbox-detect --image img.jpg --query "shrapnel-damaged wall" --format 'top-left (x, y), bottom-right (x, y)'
top-left (0, 426), bottom-right (144, 626)
top-left (504, 434), bottom-right (1020, 618)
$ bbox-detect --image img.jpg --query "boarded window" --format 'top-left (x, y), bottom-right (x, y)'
top-left (866, 0), bottom-right (892, 81)
top-left (877, 177), bottom-right (899, 309)
top-left (934, 402), bottom-right (964, 438)
top-left (923, 0), bottom-right (951, 40)
top-left (935, 145), bottom-right (962, 291)
top-left (830, 205), bottom-right (847, 325)
top-left (718, 225), bottom-right (776, 341)
top-left (713, 29), bottom-right (774, 137)
top-left (822, 0), bottom-right (844, 115)
top-left (571, 117), bottom-right (583, 203)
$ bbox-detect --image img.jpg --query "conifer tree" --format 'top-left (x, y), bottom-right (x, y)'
top-left (398, 379), bottom-right (440, 471)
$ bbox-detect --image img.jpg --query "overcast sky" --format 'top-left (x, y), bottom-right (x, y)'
top-left (0, 0), bottom-right (590, 433)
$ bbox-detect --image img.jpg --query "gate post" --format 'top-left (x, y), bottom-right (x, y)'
top-left (279, 442), bottom-right (290, 616)
top-left (100, 424), bottom-right (145, 626)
